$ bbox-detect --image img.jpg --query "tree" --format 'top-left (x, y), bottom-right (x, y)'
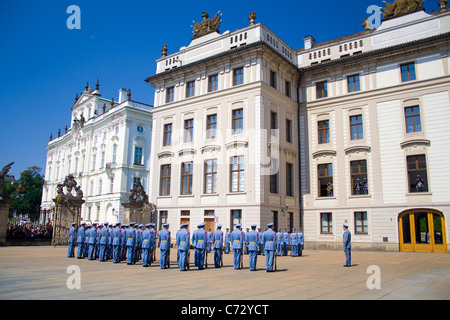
top-left (9, 166), bottom-right (44, 221)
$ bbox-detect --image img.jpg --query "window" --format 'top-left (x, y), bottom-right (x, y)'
top-left (184, 119), bottom-right (194, 143)
top-left (92, 154), bottom-right (96, 171)
top-left (401, 62), bottom-right (416, 82)
top-left (233, 67), bottom-right (244, 86)
top-left (232, 108), bottom-right (243, 134)
top-left (270, 71), bottom-right (277, 89)
top-left (163, 123), bottom-right (172, 146)
top-left (316, 81), bottom-right (328, 99)
top-left (204, 159), bottom-right (217, 194)
top-left (160, 164), bottom-right (171, 196)
top-left (405, 106), bottom-right (421, 133)
top-left (112, 144), bottom-right (117, 164)
top-left (166, 86), bottom-right (175, 103)
top-left (270, 111), bottom-right (277, 136)
top-left (286, 119), bottom-right (293, 143)
top-left (181, 162), bottom-right (193, 195)
top-left (110, 178), bottom-right (114, 193)
top-left (133, 177), bottom-right (141, 188)
top-left (133, 147), bottom-right (143, 165)
top-left (90, 180), bottom-right (94, 196)
top-left (350, 115), bottom-right (363, 140)
top-left (286, 163), bottom-right (294, 197)
top-left (186, 81), bottom-right (195, 98)
top-left (347, 74), bottom-right (360, 93)
top-left (101, 151), bottom-right (105, 168)
top-left (271, 210), bottom-right (279, 231)
top-left (231, 210), bottom-right (242, 230)
top-left (137, 125), bottom-right (144, 133)
top-left (321, 212), bottom-right (333, 234)
top-left (98, 179), bottom-right (102, 195)
top-left (230, 155), bottom-right (245, 192)
top-left (208, 74), bottom-right (218, 92)
top-left (285, 81), bottom-right (291, 97)
top-left (159, 210), bottom-right (168, 230)
top-left (355, 211), bottom-right (368, 234)
top-left (270, 159), bottom-right (279, 194)
top-left (407, 155), bottom-right (428, 193)
top-left (318, 163), bottom-right (333, 197)
top-left (351, 160), bottom-right (368, 195)
top-left (206, 114), bottom-right (217, 139)
top-left (318, 120), bottom-right (330, 144)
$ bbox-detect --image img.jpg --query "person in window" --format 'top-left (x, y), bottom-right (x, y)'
top-left (327, 181), bottom-right (333, 196)
top-left (415, 175), bottom-right (424, 192)
top-left (354, 178), bottom-right (361, 195)
top-left (361, 178), bottom-right (368, 195)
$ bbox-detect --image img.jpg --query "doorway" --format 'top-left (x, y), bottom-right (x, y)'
top-left (399, 209), bottom-right (447, 253)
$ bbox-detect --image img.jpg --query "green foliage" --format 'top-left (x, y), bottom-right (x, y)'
top-left (8, 166), bottom-right (44, 221)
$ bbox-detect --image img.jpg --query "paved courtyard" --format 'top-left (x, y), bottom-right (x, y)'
top-left (0, 246), bottom-right (449, 301)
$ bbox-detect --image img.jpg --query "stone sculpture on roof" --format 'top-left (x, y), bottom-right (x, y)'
top-left (191, 11), bottom-right (222, 39)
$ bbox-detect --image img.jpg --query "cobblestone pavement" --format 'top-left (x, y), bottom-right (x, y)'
top-left (0, 246), bottom-right (449, 300)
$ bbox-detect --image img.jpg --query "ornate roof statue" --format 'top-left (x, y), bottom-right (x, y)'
top-left (191, 11), bottom-right (222, 39)
top-left (249, 12), bottom-right (256, 25)
top-left (161, 44), bottom-right (167, 57)
top-left (382, 0), bottom-right (424, 20)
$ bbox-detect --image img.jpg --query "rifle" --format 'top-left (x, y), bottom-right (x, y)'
top-left (273, 248), bottom-right (277, 272)
top-left (239, 247), bottom-right (244, 269)
top-left (220, 245), bottom-right (223, 267)
top-left (204, 247), bottom-right (208, 269)
top-left (185, 249), bottom-right (190, 270)
top-left (166, 246), bottom-right (171, 269)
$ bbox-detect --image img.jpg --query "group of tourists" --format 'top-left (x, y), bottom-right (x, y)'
top-left (7, 222), bottom-right (53, 241)
top-left (67, 221), bottom-right (306, 272)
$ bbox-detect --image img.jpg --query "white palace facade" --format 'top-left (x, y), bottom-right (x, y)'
top-left (41, 83), bottom-right (153, 224)
top-left (42, 1), bottom-right (450, 252)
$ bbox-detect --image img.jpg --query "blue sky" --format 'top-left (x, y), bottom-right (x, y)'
top-left (0, 0), bottom-right (442, 178)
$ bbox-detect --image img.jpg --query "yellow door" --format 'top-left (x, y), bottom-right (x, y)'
top-left (399, 210), bottom-right (447, 253)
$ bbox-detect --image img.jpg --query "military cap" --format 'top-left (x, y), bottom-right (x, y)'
top-left (267, 222), bottom-right (274, 227)
top-left (72, 222), bottom-right (76, 226)
top-left (146, 223), bottom-right (152, 227)
top-left (251, 224), bottom-right (257, 228)
top-left (217, 224), bottom-right (222, 228)
top-left (81, 222), bottom-right (86, 225)
top-left (163, 223), bottom-right (169, 227)
top-left (236, 223), bottom-right (241, 228)
top-left (198, 222), bottom-right (205, 227)
top-left (343, 224), bottom-right (348, 228)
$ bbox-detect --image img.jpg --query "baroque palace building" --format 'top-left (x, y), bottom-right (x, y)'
top-left (42, 0), bottom-right (450, 252)
top-left (41, 82), bottom-right (153, 224)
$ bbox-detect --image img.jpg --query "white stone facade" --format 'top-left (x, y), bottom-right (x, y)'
top-left (41, 85), bottom-right (152, 225)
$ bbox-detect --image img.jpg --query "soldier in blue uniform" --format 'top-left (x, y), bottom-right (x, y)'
top-left (176, 223), bottom-right (190, 271)
top-left (257, 228), bottom-right (263, 255)
top-left (206, 228), bottom-right (213, 253)
top-left (231, 223), bottom-right (244, 269)
top-left (121, 224), bottom-right (127, 261)
top-left (244, 228), bottom-right (250, 254)
top-left (84, 224), bottom-right (90, 258)
top-left (159, 223), bottom-right (171, 269)
top-left (297, 228), bottom-right (304, 256)
top-left (150, 223), bottom-right (157, 263)
top-left (126, 222), bottom-right (136, 265)
top-left (88, 223), bottom-right (98, 260)
top-left (77, 222), bottom-right (86, 259)
top-left (343, 224), bottom-right (352, 267)
top-left (282, 228), bottom-right (289, 256)
top-left (141, 223), bottom-right (152, 267)
top-left (246, 224), bottom-right (259, 271)
top-left (67, 222), bottom-right (76, 258)
top-left (134, 224), bottom-right (142, 263)
top-left (290, 228), bottom-right (298, 257)
top-left (276, 228), bottom-right (283, 256)
top-left (213, 224), bottom-right (223, 268)
top-left (225, 228), bottom-right (231, 254)
top-left (193, 222), bottom-right (207, 269)
top-left (98, 224), bottom-right (107, 262)
top-left (112, 222), bottom-right (121, 263)
top-left (263, 223), bottom-right (277, 272)
top-left (95, 222), bottom-right (100, 259)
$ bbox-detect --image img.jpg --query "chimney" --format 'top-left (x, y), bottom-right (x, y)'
top-left (304, 35), bottom-right (316, 50)
top-left (118, 88), bottom-right (128, 103)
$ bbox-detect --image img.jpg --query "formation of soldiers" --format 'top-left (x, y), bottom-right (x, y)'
top-left (67, 221), bottom-right (305, 272)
